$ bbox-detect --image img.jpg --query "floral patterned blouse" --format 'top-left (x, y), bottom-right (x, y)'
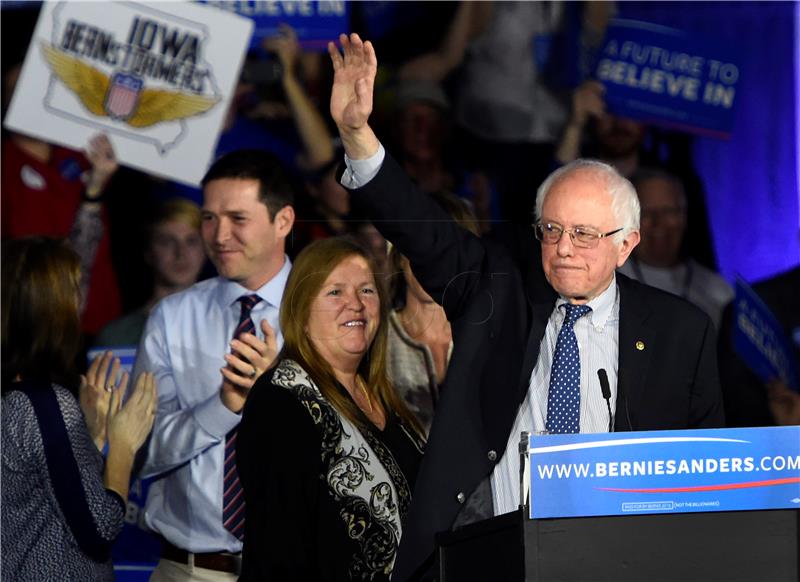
top-left (237, 359), bottom-right (425, 581)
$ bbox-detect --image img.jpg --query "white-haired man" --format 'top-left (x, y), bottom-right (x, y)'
top-left (329, 34), bottom-right (723, 581)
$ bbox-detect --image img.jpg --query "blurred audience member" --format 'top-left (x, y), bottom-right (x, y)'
top-left (555, 80), bottom-right (717, 268)
top-left (261, 23), bottom-right (336, 173)
top-left (454, 2), bottom-right (612, 222)
top-left (2, 63), bottom-right (122, 337)
top-left (1, 237), bottom-right (156, 581)
top-left (292, 152), bottom-right (353, 250)
top-left (394, 1), bottom-right (488, 83)
top-left (354, 222), bottom-right (391, 277)
top-left (719, 266), bottom-right (800, 426)
top-left (94, 199), bottom-right (206, 348)
top-left (555, 80), bottom-right (645, 175)
top-left (392, 80), bottom-right (454, 193)
top-left (386, 78), bottom-right (495, 234)
top-left (387, 191), bottom-right (480, 434)
top-left (618, 169), bottom-right (733, 330)
top-left (238, 237), bottom-right (425, 580)
top-left (155, 24), bottom-right (332, 211)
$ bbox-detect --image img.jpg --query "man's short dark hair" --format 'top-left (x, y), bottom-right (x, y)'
top-left (201, 149), bottom-right (294, 218)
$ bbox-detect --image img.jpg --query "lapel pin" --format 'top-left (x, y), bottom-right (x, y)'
top-left (635, 340), bottom-right (645, 351)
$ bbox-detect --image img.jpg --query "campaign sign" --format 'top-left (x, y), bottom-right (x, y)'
top-left (4, 1), bottom-right (253, 186)
top-left (529, 426), bottom-right (800, 519)
top-left (595, 19), bottom-right (741, 138)
top-left (733, 278), bottom-right (800, 392)
top-left (201, 0), bottom-right (349, 50)
top-left (112, 475), bottom-right (160, 580)
top-left (88, 346), bottom-right (138, 375)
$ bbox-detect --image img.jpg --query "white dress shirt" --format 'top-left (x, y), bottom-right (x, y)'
top-left (491, 278), bottom-right (620, 515)
top-left (135, 259), bottom-right (290, 553)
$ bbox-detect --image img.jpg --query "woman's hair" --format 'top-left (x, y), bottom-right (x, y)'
top-left (2, 237), bottom-right (82, 392)
top-left (279, 237), bottom-right (423, 437)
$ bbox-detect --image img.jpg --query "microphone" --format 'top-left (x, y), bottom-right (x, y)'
top-left (597, 369), bottom-right (613, 432)
top-left (518, 431), bottom-right (530, 512)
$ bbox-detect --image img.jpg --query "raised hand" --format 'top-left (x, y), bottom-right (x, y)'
top-left (220, 318), bottom-right (278, 412)
top-left (328, 33), bottom-right (377, 133)
top-left (84, 133), bottom-right (118, 198)
top-left (569, 81), bottom-right (606, 128)
top-left (79, 351), bottom-right (124, 450)
top-left (264, 23), bottom-right (300, 77)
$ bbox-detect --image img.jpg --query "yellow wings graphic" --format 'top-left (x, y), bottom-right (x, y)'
top-left (40, 43), bottom-right (219, 128)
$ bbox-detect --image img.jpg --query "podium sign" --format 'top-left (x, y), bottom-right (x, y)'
top-left (528, 426), bottom-right (800, 519)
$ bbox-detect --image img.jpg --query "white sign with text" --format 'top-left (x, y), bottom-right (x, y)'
top-left (4, 1), bottom-right (253, 186)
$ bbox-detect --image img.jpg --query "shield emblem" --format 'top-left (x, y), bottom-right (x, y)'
top-left (104, 73), bottom-right (143, 120)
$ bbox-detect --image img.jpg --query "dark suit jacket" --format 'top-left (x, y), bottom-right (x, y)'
top-left (348, 153), bottom-right (724, 581)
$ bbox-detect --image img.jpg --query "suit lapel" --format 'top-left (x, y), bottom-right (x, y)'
top-left (518, 297), bottom-right (556, 405)
top-left (616, 274), bottom-right (654, 431)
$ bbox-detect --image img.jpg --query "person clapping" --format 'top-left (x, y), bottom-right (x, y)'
top-left (1, 237), bottom-right (156, 581)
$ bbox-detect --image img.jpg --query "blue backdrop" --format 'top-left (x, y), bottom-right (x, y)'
top-left (619, 1), bottom-right (799, 284)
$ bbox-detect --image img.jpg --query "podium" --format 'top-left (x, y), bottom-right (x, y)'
top-left (436, 508), bottom-right (799, 581)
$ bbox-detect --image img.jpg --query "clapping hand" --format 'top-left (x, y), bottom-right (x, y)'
top-left (107, 371), bottom-right (157, 456)
top-left (79, 351), bottom-right (124, 451)
top-left (221, 319), bottom-right (278, 412)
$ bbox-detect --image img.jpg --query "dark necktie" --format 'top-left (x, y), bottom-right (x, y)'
top-left (223, 294), bottom-right (261, 540)
top-left (545, 303), bottom-right (592, 434)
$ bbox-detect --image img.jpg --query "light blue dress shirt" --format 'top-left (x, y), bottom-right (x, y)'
top-left (135, 259), bottom-right (290, 553)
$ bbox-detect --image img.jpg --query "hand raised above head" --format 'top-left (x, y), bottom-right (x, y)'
top-left (570, 81), bottom-right (606, 128)
top-left (328, 33), bottom-right (377, 132)
top-left (84, 133), bottom-right (119, 197)
top-left (263, 23), bottom-right (300, 75)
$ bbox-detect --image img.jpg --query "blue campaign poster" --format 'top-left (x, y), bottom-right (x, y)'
top-left (201, 0), bottom-right (349, 51)
top-left (528, 426), bottom-right (800, 519)
top-left (595, 19), bottom-right (741, 137)
top-left (112, 477), bottom-right (160, 580)
top-left (733, 278), bottom-right (800, 392)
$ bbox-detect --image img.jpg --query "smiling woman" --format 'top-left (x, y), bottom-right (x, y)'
top-left (237, 236), bottom-right (425, 581)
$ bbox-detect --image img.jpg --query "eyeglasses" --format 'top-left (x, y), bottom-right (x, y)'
top-left (533, 222), bottom-right (624, 249)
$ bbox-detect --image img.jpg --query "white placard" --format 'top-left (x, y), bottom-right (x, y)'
top-left (4, 1), bottom-right (254, 186)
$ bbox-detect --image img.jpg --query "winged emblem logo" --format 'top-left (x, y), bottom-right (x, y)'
top-left (40, 42), bottom-right (219, 128)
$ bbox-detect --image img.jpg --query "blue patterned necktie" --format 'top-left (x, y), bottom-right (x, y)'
top-left (223, 294), bottom-right (261, 541)
top-left (545, 303), bottom-right (592, 434)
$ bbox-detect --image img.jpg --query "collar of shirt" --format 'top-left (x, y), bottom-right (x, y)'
top-left (554, 275), bottom-right (617, 332)
top-left (214, 256), bottom-right (292, 311)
